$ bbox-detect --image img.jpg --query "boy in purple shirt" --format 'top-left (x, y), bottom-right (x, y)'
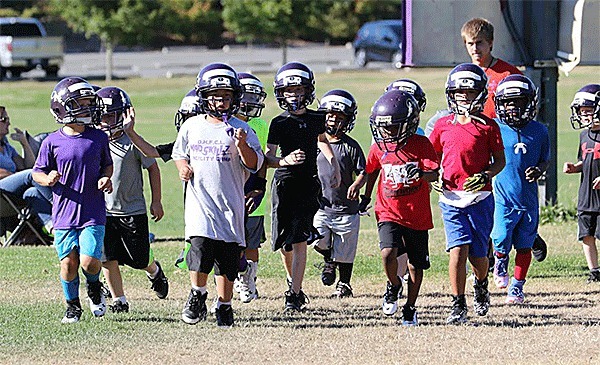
top-left (33, 77), bottom-right (113, 323)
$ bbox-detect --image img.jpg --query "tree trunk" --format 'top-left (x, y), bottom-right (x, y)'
top-left (282, 40), bottom-right (288, 65)
top-left (105, 41), bottom-right (114, 82)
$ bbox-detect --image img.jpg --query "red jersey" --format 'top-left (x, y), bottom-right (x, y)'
top-left (366, 135), bottom-right (439, 230)
top-left (429, 114), bottom-right (503, 191)
top-left (483, 58), bottom-right (522, 119)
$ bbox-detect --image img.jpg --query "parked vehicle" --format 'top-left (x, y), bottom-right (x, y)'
top-left (353, 20), bottom-right (403, 69)
top-left (0, 17), bottom-right (63, 79)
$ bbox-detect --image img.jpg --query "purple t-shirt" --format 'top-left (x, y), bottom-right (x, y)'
top-left (33, 127), bottom-right (112, 229)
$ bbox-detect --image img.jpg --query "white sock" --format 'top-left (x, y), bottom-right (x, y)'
top-left (147, 264), bottom-right (160, 279)
top-left (216, 300), bottom-right (231, 309)
top-left (191, 285), bottom-right (207, 295)
top-left (114, 295), bottom-right (127, 304)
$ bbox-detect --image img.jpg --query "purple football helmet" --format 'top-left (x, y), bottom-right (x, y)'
top-left (238, 72), bottom-right (267, 118)
top-left (494, 74), bottom-right (538, 128)
top-left (318, 89), bottom-right (358, 135)
top-left (445, 63), bottom-right (488, 116)
top-left (97, 86), bottom-right (132, 140)
top-left (274, 61), bottom-right (315, 111)
top-left (570, 84), bottom-right (600, 129)
top-left (50, 77), bottom-right (102, 125)
top-left (370, 89), bottom-right (420, 152)
top-left (195, 63), bottom-right (242, 119)
top-left (175, 89), bottom-right (201, 131)
top-left (385, 79), bottom-right (427, 112)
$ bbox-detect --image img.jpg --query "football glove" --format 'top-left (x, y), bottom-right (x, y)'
top-left (525, 166), bottom-right (544, 182)
top-left (405, 164), bottom-right (423, 180)
top-left (358, 195), bottom-right (372, 216)
top-left (463, 172), bottom-right (489, 192)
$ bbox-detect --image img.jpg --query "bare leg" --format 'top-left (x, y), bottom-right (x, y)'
top-left (406, 264), bottom-right (423, 307)
top-left (469, 256), bottom-right (489, 282)
top-left (582, 236), bottom-right (599, 270)
top-left (449, 245), bottom-right (469, 295)
top-left (291, 241), bottom-right (307, 293)
top-left (381, 247), bottom-right (401, 285)
top-left (397, 253), bottom-right (408, 279)
top-left (102, 260), bottom-right (124, 298)
top-left (215, 275), bottom-right (234, 302)
top-left (280, 248), bottom-right (293, 280)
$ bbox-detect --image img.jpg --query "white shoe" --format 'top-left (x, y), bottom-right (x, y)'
top-left (382, 281), bottom-right (400, 316)
top-left (209, 296), bottom-right (218, 314)
top-left (86, 281), bottom-right (107, 318)
top-left (238, 261), bottom-right (258, 303)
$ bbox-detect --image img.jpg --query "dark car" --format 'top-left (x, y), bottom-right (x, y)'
top-left (353, 20), bottom-right (403, 68)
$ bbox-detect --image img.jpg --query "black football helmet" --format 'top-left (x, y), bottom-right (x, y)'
top-left (385, 79), bottom-right (427, 112)
top-left (318, 89), bottom-right (358, 135)
top-left (174, 89), bottom-right (201, 131)
top-left (195, 63), bottom-right (242, 119)
top-left (494, 74), bottom-right (538, 128)
top-left (97, 86), bottom-right (133, 140)
top-left (445, 63), bottom-right (488, 116)
top-left (238, 72), bottom-right (267, 118)
top-left (273, 61), bottom-right (315, 112)
top-left (570, 84), bottom-right (600, 129)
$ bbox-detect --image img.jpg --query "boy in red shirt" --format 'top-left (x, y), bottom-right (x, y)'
top-left (363, 89), bottom-right (439, 326)
top-left (429, 63), bottom-right (505, 324)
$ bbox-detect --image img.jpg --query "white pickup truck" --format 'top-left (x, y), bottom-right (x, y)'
top-left (0, 17), bottom-right (63, 79)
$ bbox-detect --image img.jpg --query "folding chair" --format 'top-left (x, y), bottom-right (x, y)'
top-left (0, 191), bottom-right (51, 247)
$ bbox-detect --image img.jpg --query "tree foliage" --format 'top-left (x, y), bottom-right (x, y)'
top-left (157, 0), bottom-right (223, 46)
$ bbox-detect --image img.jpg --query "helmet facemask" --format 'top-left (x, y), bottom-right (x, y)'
top-left (100, 109), bottom-right (125, 140)
top-left (63, 95), bottom-right (102, 125)
top-left (239, 84), bottom-right (266, 118)
top-left (570, 89), bottom-right (600, 129)
top-left (496, 96), bottom-right (536, 129)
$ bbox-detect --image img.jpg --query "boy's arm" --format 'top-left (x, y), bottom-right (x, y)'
top-left (98, 164), bottom-right (113, 193)
top-left (174, 159), bottom-right (193, 181)
top-left (347, 172), bottom-right (367, 200)
top-left (146, 162), bottom-right (164, 222)
top-left (32, 170), bottom-right (61, 186)
top-left (234, 128), bottom-right (259, 171)
top-left (317, 133), bottom-right (341, 188)
top-left (358, 171), bottom-right (378, 216)
top-left (563, 161), bottom-right (583, 174)
top-left (122, 107), bottom-right (160, 158)
top-left (265, 143), bottom-right (305, 168)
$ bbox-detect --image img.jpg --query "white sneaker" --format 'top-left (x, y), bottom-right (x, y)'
top-left (382, 281), bottom-right (401, 316)
top-left (238, 261), bottom-right (258, 303)
top-left (209, 296), bottom-right (218, 314)
top-left (86, 281), bottom-right (107, 318)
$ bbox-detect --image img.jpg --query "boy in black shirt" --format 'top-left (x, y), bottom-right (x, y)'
top-left (265, 62), bottom-right (340, 311)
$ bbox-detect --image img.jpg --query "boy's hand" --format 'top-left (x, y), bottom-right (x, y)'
top-left (47, 170), bottom-right (61, 186)
top-left (593, 177), bottom-right (600, 190)
top-left (430, 180), bottom-right (444, 195)
top-left (358, 195), bottom-right (372, 216)
top-left (282, 149), bottom-right (305, 166)
top-left (234, 128), bottom-right (247, 146)
top-left (347, 182), bottom-right (360, 200)
top-left (245, 190), bottom-right (265, 215)
top-left (563, 162), bottom-right (577, 174)
top-left (405, 164), bottom-right (423, 181)
top-left (178, 164), bottom-right (193, 181)
top-left (98, 177), bottom-right (113, 193)
top-left (150, 201), bottom-right (164, 222)
top-left (122, 107), bottom-right (136, 134)
top-left (463, 172), bottom-right (489, 192)
top-left (525, 166), bottom-right (543, 182)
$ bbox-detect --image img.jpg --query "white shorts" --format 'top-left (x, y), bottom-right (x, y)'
top-left (313, 210), bottom-right (360, 263)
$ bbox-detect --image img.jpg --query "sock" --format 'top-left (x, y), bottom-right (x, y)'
top-left (514, 250), bottom-right (532, 281)
top-left (191, 285), bottom-right (207, 295)
top-left (216, 300), bottom-right (232, 309)
top-left (239, 254), bottom-right (248, 273)
top-left (494, 251), bottom-right (507, 258)
top-left (315, 247), bottom-right (332, 262)
top-left (60, 275), bottom-right (80, 301)
top-left (338, 262), bottom-right (353, 284)
top-left (147, 264), bottom-right (160, 279)
top-left (82, 269), bottom-right (100, 284)
top-left (114, 295), bottom-right (127, 304)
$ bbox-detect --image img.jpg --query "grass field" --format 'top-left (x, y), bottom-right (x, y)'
top-left (0, 68), bottom-right (599, 364)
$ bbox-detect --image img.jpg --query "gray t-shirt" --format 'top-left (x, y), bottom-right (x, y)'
top-left (105, 133), bottom-right (156, 216)
top-left (171, 114), bottom-right (264, 246)
top-left (317, 134), bottom-right (366, 215)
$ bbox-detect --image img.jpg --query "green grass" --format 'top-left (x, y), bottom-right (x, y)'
top-left (1, 67), bottom-right (597, 238)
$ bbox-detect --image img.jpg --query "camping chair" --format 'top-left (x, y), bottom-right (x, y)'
top-left (0, 191), bottom-right (51, 247)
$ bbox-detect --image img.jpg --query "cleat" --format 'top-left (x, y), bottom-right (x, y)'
top-left (493, 255), bottom-right (509, 289)
top-left (109, 301), bottom-right (130, 313)
top-left (209, 296), bottom-right (218, 314)
top-left (61, 299), bottom-right (83, 324)
top-left (284, 290), bottom-right (309, 312)
top-left (237, 261), bottom-right (259, 303)
top-left (86, 281), bottom-right (107, 318)
top-left (401, 305), bottom-right (418, 326)
top-left (473, 277), bottom-right (491, 316)
top-left (181, 289), bottom-right (207, 324)
top-left (587, 270), bottom-right (600, 283)
top-left (505, 277), bottom-right (526, 304)
top-left (215, 304), bottom-right (234, 328)
top-left (321, 261), bottom-right (337, 286)
top-left (332, 281), bottom-right (353, 298)
top-left (148, 261), bottom-right (169, 299)
top-left (446, 295), bottom-right (468, 324)
top-left (382, 281), bottom-right (401, 316)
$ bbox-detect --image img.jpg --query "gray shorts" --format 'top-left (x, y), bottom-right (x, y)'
top-left (245, 216), bottom-right (266, 250)
top-left (313, 210), bottom-right (360, 263)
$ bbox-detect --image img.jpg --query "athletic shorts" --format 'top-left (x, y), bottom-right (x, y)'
top-left (377, 221), bottom-right (430, 270)
top-left (491, 205), bottom-right (538, 254)
top-left (245, 216), bottom-right (266, 250)
top-left (103, 214), bottom-right (151, 269)
top-left (440, 194), bottom-right (494, 258)
top-left (313, 210), bottom-right (360, 264)
top-left (271, 176), bottom-right (322, 252)
top-left (186, 236), bottom-right (241, 282)
top-left (54, 225), bottom-right (105, 261)
top-left (578, 211), bottom-right (600, 241)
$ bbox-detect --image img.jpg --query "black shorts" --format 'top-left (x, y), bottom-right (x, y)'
top-left (245, 216), bottom-right (266, 250)
top-left (270, 176), bottom-right (322, 252)
top-left (578, 211), bottom-right (600, 240)
top-left (104, 214), bottom-right (151, 269)
top-left (378, 221), bottom-right (431, 270)
top-left (186, 236), bottom-right (241, 282)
